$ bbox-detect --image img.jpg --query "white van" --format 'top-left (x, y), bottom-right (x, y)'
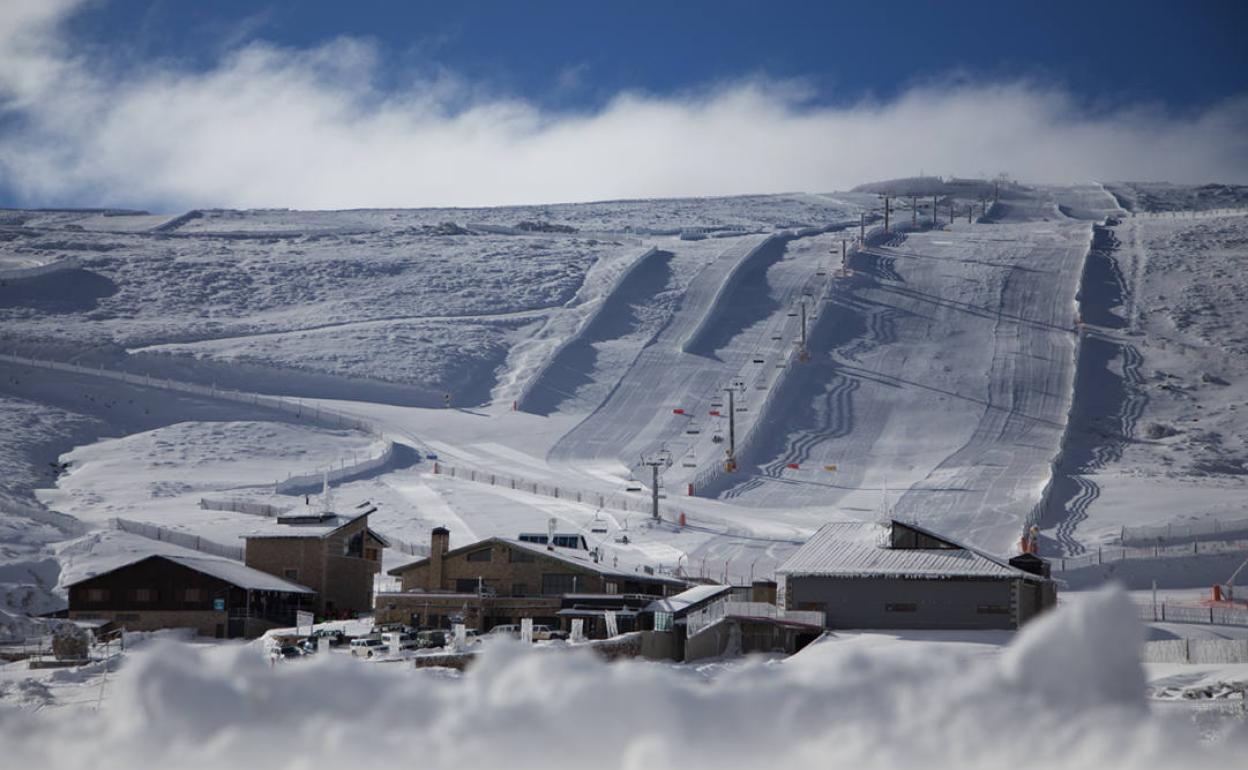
top-left (349, 636), bottom-right (385, 658)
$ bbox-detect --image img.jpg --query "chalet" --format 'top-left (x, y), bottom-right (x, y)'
top-left (376, 527), bottom-right (686, 631)
top-left (66, 553), bottom-right (313, 639)
top-left (776, 519), bottom-right (1057, 630)
top-left (242, 504), bottom-right (388, 618)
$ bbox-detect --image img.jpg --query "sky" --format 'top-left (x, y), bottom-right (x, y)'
top-left (1, 0), bottom-right (1246, 211)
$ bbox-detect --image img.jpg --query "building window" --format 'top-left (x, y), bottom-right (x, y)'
top-left (977, 604), bottom-right (1010, 615)
top-left (541, 573), bottom-right (578, 595)
top-left (654, 611), bottom-right (674, 631)
top-left (283, 568), bottom-right (299, 581)
top-left (884, 602), bottom-right (917, 613)
top-left (183, 588), bottom-right (202, 602)
top-left (512, 583), bottom-right (528, 597)
top-left (85, 588), bottom-right (109, 603)
top-left (466, 548), bottom-right (492, 563)
top-left (364, 547), bottom-right (380, 561)
top-left (130, 588), bottom-right (157, 603)
top-left (509, 548), bottom-right (535, 563)
top-left (605, 581), bottom-right (619, 595)
top-left (344, 531), bottom-right (364, 558)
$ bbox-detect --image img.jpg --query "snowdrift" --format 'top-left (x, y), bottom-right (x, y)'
top-left (1, 588), bottom-right (1239, 770)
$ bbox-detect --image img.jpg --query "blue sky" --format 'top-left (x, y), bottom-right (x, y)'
top-left (70, 0), bottom-right (1248, 110)
top-left (1, 0), bottom-right (1246, 209)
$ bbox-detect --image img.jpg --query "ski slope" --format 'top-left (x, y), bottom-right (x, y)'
top-left (5, 182), bottom-right (1248, 614)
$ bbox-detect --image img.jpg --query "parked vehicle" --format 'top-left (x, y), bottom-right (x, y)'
top-left (349, 637), bottom-right (385, 658)
top-left (415, 630), bottom-right (447, 649)
top-left (276, 645), bottom-right (304, 659)
top-left (381, 631), bottom-right (420, 652)
top-left (312, 629), bottom-right (346, 647)
top-left (532, 625), bottom-right (568, 641)
top-left (487, 624), bottom-right (520, 638)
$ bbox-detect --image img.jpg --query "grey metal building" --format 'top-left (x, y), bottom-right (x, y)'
top-left (776, 520), bottom-right (1056, 630)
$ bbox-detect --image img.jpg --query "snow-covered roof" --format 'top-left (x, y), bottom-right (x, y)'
top-left (646, 584), bottom-right (733, 615)
top-left (776, 520), bottom-right (1042, 582)
top-left (500, 538), bottom-right (687, 586)
top-left (242, 509), bottom-right (369, 540)
top-left (67, 553), bottom-right (315, 594)
top-left (388, 536), bottom-right (686, 587)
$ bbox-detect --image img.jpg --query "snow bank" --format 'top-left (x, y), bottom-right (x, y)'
top-left (1, 587), bottom-right (1238, 769)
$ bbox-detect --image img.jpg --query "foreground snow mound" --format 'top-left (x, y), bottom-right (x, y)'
top-left (1000, 585), bottom-right (1145, 707)
top-left (1, 588), bottom-right (1241, 770)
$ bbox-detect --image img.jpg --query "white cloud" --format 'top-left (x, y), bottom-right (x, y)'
top-left (1, 2), bottom-right (1245, 210)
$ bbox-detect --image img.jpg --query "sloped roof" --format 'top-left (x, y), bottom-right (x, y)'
top-left (242, 509), bottom-right (370, 540)
top-left (646, 584), bottom-right (733, 615)
top-left (776, 520), bottom-right (1042, 582)
top-left (388, 536), bottom-right (686, 587)
top-left (67, 553), bottom-right (314, 594)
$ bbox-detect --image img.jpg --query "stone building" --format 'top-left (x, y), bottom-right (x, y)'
top-left (66, 553), bottom-right (314, 638)
top-left (377, 527), bottom-right (686, 630)
top-left (776, 519), bottom-right (1057, 631)
top-left (243, 506), bottom-right (388, 618)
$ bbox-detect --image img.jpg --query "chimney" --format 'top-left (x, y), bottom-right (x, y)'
top-left (429, 527), bottom-right (450, 591)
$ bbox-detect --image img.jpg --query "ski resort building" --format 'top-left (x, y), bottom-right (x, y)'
top-left (65, 553), bottom-right (314, 639)
top-left (242, 506), bottom-right (388, 618)
top-left (376, 527), bottom-right (686, 631)
top-left (776, 520), bottom-right (1057, 631)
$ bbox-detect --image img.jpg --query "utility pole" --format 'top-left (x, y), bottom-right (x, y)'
top-left (723, 384), bottom-right (743, 472)
top-left (798, 300), bottom-right (810, 362)
top-left (640, 450), bottom-right (672, 521)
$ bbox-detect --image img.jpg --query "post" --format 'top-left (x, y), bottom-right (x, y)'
top-left (883, 196), bottom-right (890, 233)
top-left (650, 464), bottom-right (659, 520)
top-left (911, 196), bottom-right (917, 227)
top-left (726, 387), bottom-right (736, 461)
top-left (859, 212), bottom-right (865, 242)
top-left (932, 195), bottom-right (938, 225)
top-left (1152, 579), bottom-right (1157, 621)
top-left (798, 301), bottom-right (808, 362)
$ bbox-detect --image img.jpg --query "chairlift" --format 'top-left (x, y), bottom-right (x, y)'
top-left (752, 357), bottom-right (765, 364)
top-left (787, 311), bottom-right (798, 317)
top-left (686, 428), bottom-right (701, 435)
top-left (771, 335), bottom-right (783, 341)
top-left (711, 434), bottom-right (724, 444)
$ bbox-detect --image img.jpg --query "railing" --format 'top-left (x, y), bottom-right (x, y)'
top-left (431, 462), bottom-right (658, 516)
top-left (273, 441), bottom-right (397, 494)
top-left (109, 516), bottom-right (244, 561)
top-left (1050, 539), bottom-right (1248, 571)
top-left (1135, 601), bottom-right (1248, 628)
top-left (1141, 638), bottom-right (1248, 664)
top-left (1121, 517), bottom-right (1248, 547)
top-left (199, 497), bottom-right (290, 517)
top-left (1129, 207), bottom-right (1248, 220)
top-left (685, 598), bottom-right (825, 638)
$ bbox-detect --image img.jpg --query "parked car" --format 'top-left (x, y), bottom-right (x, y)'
top-left (349, 637), bottom-right (385, 658)
top-left (415, 630), bottom-right (447, 649)
top-left (381, 631), bottom-right (420, 652)
top-left (312, 629), bottom-right (347, 647)
top-left (276, 645), bottom-right (304, 659)
top-left (532, 625), bottom-right (568, 641)
top-left (487, 624), bottom-right (520, 639)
